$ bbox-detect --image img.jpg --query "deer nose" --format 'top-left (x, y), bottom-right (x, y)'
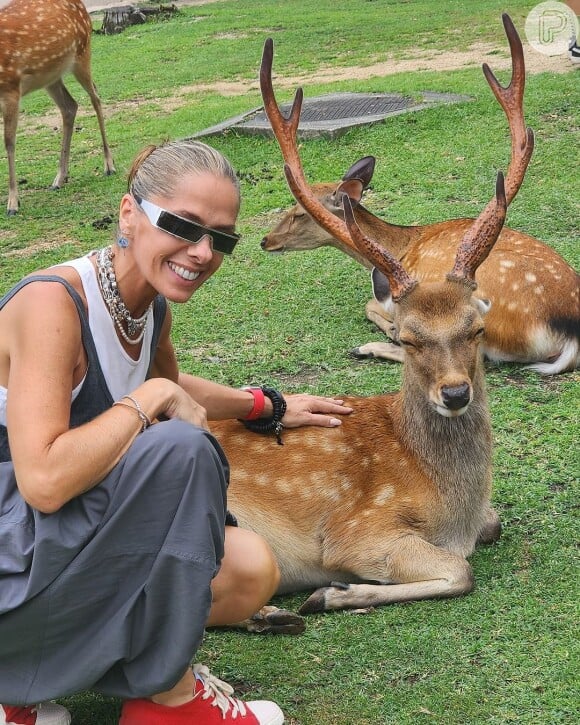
top-left (260, 237), bottom-right (268, 249)
top-left (441, 383), bottom-right (471, 410)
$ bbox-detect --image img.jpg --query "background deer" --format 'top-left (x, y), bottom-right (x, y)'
top-left (261, 22), bottom-right (579, 376)
top-left (0, 0), bottom-right (115, 214)
top-left (210, 22), bottom-right (531, 629)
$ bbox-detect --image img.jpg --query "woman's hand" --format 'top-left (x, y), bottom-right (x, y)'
top-left (281, 394), bottom-right (353, 429)
top-left (160, 380), bottom-right (209, 431)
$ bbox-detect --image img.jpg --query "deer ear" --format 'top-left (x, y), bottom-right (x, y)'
top-left (371, 267), bottom-right (394, 308)
top-left (335, 178), bottom-right (365, 205)
top-left (342, 156), bottom-right (376, 187)
top-left (474, 296), bottom-right (492, 315)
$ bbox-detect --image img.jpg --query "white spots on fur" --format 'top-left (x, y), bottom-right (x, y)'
top-left (274, 479), bottom-right (296, 496)
top-left (308, 471), bottom-right (327, 488)
top-left (374, 486), bottom-right (394, 505)
top-left (314, 436), bottom-right (338, 454)
top-left (534, 285), bottom-right (545, 295)
top-left (254, 473), bottom-right (271, 487)
top-left (339, 475), bottom-right (352, 493)
top-left (500, 259), bottom-right (515, 268)
top-left (525, 272), bottom-right (537, 283)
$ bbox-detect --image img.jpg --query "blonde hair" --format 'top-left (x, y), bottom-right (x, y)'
top-left (127, 139), bottom-right (240, 202)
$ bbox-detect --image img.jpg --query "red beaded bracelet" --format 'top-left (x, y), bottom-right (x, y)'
top-left (242, 387), bottom-right (266, 420)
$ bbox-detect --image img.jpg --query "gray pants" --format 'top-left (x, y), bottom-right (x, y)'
top-left (0, 420), bottom-right (229, 704)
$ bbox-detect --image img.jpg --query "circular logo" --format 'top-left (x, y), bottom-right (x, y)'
top-left (525, 1), bottom-right (579, 55)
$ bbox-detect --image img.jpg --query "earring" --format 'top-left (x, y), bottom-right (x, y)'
top-left (117, 235), bottom-right (130, 248)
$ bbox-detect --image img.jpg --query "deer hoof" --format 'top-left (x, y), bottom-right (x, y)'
top-left (477, 507), bottom-right (502, 544)
top-left (298, 590), bottom-right (326, 614)
top-left (300, 582), bottom-right (352, 614)
top-left (350, 346), bottom-right (374, 359)
top-left (247, 606), bottom-right (306, 635)
top-left (6, 208), bottom-right (18, 216)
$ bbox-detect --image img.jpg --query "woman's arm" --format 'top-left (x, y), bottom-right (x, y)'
top-left (6, 283), bottom-right (202, 513)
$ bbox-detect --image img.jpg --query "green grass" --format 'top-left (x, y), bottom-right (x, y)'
top-left (1, 1), bottom-right (578, 723)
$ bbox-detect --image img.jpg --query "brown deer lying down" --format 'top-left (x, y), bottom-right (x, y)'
top-left (208, 22), bottom-right (535, 633)
top-left (261, 20), bottom-right (579, 376)
top-left (0, 0), bottom-right (115, 214)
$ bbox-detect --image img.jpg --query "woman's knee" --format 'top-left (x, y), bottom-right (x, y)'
top-left (208, 527), bottom-right (280, 625)
top-left (141, 419), bottom-right (219, 460)
top-left (129, 420), bottom-right (228, 495)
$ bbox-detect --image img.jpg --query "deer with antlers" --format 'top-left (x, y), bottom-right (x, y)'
top-left (209, 18), bottom-right (536, 629)
top-left (261, 19), bottom-right (579, 376)
top-left (0, 0), bottom-right (115, 214)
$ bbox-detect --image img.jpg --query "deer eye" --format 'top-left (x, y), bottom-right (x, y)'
top-left (472, 327), bottom-right (485, 340)
top-left (399, 337), bottom-right (418, 350)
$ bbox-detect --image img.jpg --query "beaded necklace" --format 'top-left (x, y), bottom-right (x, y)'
top-left (95, 246), bottom-right (151, 346)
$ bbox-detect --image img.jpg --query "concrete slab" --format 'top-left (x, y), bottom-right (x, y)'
top-left (192, 91), bottom-right (471, 141)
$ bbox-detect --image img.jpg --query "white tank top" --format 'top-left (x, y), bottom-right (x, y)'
top-left (0, 253), bottom-right (155, 425)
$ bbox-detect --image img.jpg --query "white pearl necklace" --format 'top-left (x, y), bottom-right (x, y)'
top-left (95, 246), bottom-right (151, 346)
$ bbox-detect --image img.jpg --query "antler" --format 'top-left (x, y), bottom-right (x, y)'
top-left (483, 13), bottom-right (535, 206)
top-left (451, 14), bottom-right (532, 283)
top-left (342, 195), bottom-right (418, 300)
top-left (449, 172), bottom-right (507, 282)
top-left (259, 38), bottom-right (360, 257)
top-left (260, 15), bottom-right (531, 289)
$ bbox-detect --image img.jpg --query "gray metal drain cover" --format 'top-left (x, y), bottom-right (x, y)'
top-left (193, 91), bottom-right (471, 140)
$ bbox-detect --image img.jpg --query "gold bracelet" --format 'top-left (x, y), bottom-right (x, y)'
top-left (113, 395), bottom-right (152, 433)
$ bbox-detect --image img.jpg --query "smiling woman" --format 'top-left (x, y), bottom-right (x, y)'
top-left (0, 138), bottom-right (352, 725)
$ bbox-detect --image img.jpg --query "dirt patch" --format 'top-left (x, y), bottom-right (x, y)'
top-left (84, 0), bottom-right (224, 13)
top-left (17, 39), bottom-right (575, 133)
top-left (2, 234), bottom-right (82, 259)
top-left (114, 41), bottom-right (576, 103)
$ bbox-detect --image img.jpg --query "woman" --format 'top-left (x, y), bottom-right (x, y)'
top-left (0, 140), bottom-right (351, 725)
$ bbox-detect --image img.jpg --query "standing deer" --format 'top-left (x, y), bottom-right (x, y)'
top-left (261, 21), bottom-right (579, 376)
top-left (210, 20), bottom-right (532, 630)
top-left (0, 0), bottom-right (115, 214)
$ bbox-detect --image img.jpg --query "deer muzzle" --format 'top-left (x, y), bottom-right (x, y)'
top-left (439, 383), bottom-right (472, 416)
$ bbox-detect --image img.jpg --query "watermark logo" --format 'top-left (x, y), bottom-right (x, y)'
top-left (525, 1), bottom-right (579, 55)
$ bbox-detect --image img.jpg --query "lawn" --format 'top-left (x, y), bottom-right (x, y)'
top-left (0, 1), bottom-right (578, 723)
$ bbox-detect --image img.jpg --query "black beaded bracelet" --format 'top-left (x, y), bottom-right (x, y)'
top-left (240, 386), bottom-right (287, 445)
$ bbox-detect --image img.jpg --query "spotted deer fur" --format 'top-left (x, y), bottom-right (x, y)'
top-left (208, 19), bottom-right (540, 627)
top-left (0, 0), bottom-right (115, 214)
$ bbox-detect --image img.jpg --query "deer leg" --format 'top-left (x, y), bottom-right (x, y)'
top-left (365, 297), bottom-right (394, 334)
top-left (2, 88), bottom-right (21, 215)
top-left (476, 506), bottom-right (501, 545)
top-left (351, 341), bottom-right (404, 362)
top-left (72, 61), bottom-right (116, 176)
top-left (299, 537), bottom-right (474, 613)
top-left (46, 80), bottom-right (77, 189)
top-left (350, 299), bottom-right (404, 361)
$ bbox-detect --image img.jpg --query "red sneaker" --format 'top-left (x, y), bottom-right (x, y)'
top-left (0, 703), bottom-right (71, 725)
top-left (119, 664), bottom-right (284, 724)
